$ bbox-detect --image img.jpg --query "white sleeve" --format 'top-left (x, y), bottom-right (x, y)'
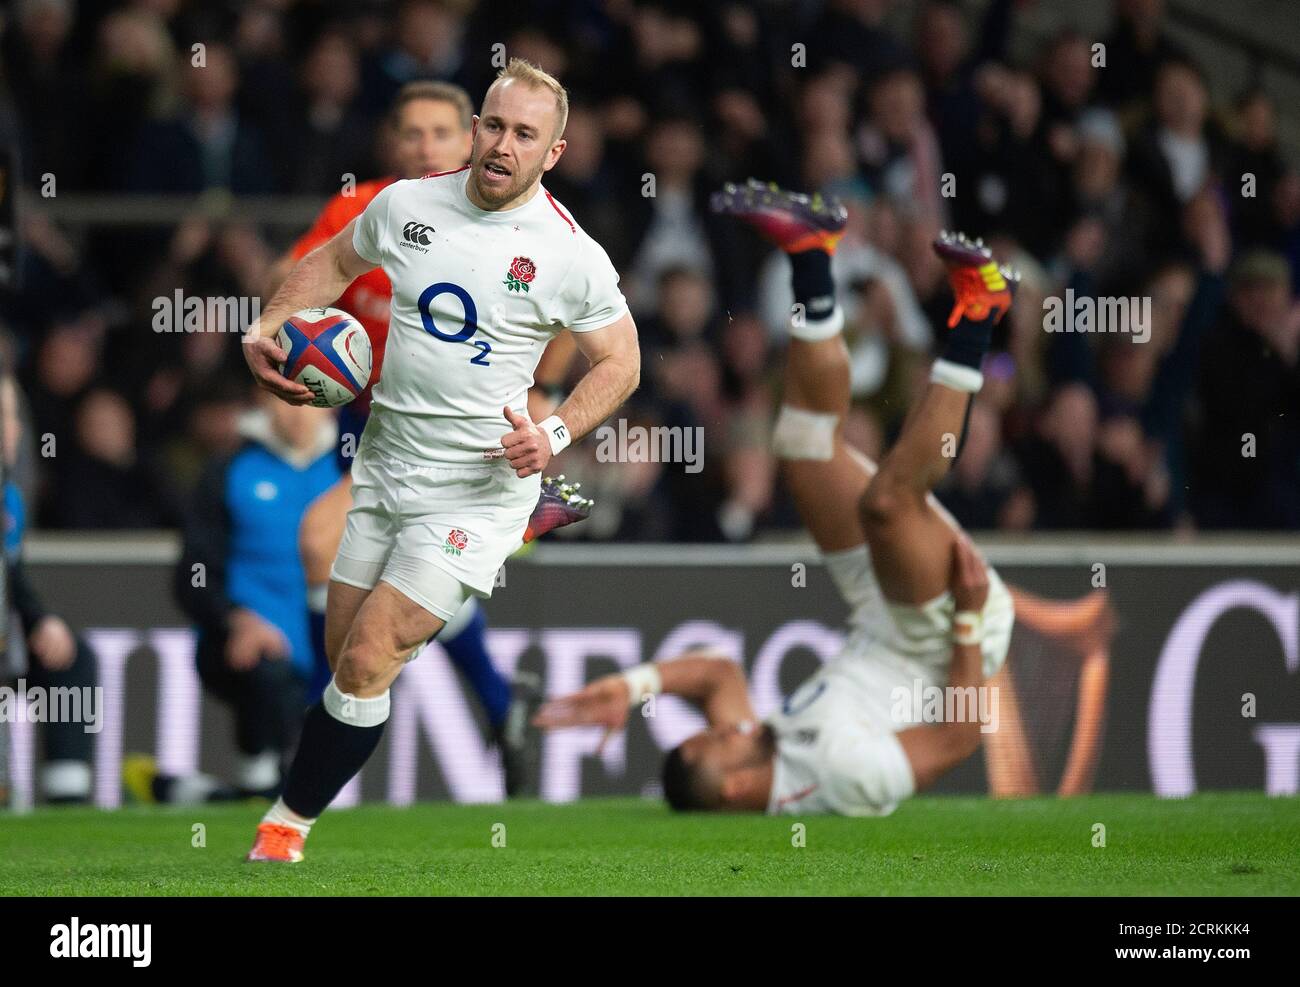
top-left (557, 233), bottom-right (628, 332)
top-left (351, 183), bottom-right (398, 266)
top-left (823, 726), bottom-right (916, 815)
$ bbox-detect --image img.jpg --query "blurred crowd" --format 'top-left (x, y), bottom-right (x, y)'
top-left (2, 0), bottom-right (1299, 540)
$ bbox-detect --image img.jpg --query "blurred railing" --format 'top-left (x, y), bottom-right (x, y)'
top-left (22, 532), bottom-right (1300, 566)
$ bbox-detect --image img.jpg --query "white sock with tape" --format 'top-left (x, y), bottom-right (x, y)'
top-left (262, 797), bottom-right (316, 836)
top-left (322, 678), bottom-right (391, 727)
top-left (772, 405), bottom-right (838, 460)
top-left (790, 303), bottom-right (844, 341)
top-left (930, 358), bottom-right (984, 393)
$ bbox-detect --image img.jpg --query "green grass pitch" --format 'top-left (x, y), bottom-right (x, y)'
top-left (2, 793), bottom-right (1297, 896)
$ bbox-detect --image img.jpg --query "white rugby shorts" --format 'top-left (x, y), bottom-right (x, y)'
top-left (823, 543), bottom-right (1016, 682)
top-left (330, 444), bottom-right (538, 620)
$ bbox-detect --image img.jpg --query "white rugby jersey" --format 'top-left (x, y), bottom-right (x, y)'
top-left (351, 167), bottom-right (628, 465)
top-left (766, 664), bottom-right (916, 817)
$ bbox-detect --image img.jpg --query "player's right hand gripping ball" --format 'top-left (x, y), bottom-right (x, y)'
top-left (277, 306), bottom-right (372, 407)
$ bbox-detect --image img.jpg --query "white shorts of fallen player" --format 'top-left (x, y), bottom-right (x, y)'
top-left (822, 543), bottom-right (1016, 686)
top-left (330, 444), bottom-right (537, 622)
top-left (765, 550), bottom-right (1016, 817)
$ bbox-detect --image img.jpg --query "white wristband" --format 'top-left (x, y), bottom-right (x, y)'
top-left (539, 414), bottom-right (571, 455)
top-left (622, 663), bottom-right (662, 707)
top-left (952, 610), bottom-right (984, 646)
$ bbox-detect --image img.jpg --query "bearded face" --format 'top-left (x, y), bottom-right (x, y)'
top-left (467, 78), bottom-right (564, 210)
top-left (469, 143), bottom-right (549, 207)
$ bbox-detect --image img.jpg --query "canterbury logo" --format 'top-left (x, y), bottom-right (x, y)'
top-left (403, 221), bottom-right (435, 246)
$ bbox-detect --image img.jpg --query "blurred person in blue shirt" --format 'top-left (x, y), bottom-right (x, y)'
top-left (126, 390), bottom-right (336, 805)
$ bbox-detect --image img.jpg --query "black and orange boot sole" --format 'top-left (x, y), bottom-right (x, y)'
top-left (710, 178), bottom-right (848, 254)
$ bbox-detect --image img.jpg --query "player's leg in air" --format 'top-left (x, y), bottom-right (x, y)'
top-left (715, 183), bottom-right (1014, 609)
top-left (713, 184), bottom-right (1004, 596)
top-left (710, 181), bottom-right (869, 556)
top-left (718, 181), bottom-right (1018, 790)
top-left (735, 186), bottom-right (1021, 800)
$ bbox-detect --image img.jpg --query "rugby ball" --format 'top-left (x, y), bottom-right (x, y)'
top-left (277, 307), bottom-right (372, 407)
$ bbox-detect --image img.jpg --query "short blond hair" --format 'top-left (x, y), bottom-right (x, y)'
top-left (487, 57), bottom-right (568, 142)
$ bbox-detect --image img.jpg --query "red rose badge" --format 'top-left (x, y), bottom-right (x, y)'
top-left (504, 256), bottom-right (536, 293)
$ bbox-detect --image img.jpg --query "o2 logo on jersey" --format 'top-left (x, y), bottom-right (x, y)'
top-left (418, 282), bottom-right (491, 366)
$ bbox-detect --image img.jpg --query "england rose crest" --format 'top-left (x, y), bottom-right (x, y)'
top-left (443, 528), bottom-right (469, 556)
top-left (504, 256), bottom-right (536, 293)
